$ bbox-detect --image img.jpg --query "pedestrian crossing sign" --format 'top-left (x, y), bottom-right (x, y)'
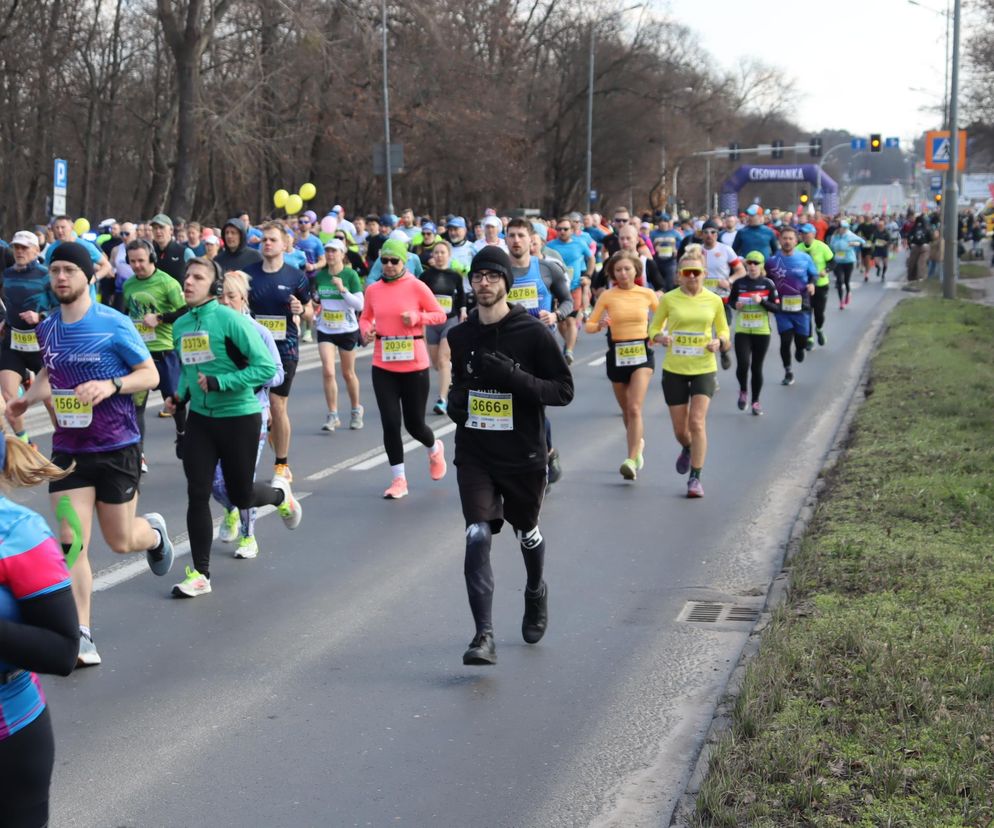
top-left (924, 129), bottom-right (966, 170)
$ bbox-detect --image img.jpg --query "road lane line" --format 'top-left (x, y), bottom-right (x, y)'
top-left (588, 355), bottom-right (606, 366)
top-left (91, 492), bottom-right (313, 592)
top-left (304, 445), bottom-right (387, 481)
top-left (350, 422), bottom-right (457, 470)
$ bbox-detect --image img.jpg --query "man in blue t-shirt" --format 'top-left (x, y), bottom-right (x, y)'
top-left (294, 216), bottom-right (326, 275)
top-left (8, 241), bottom-right (175, 667)
top-left (765, 226), bottom-right (818, 386)
top-left (246, 222), bottom-right (313, 484)
top-left (546, 216), bottom-right (594, 365)
top-left (732, 208), bottom-right (779, 259)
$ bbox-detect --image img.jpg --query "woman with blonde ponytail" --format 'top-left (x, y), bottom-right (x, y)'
top-left (0, 427), bottom-right (80, 827)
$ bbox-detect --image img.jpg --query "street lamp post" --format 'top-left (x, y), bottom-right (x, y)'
top-left (381, 0), bottom-right (394, 215)
top-left (585, 24), bottom-right (594, 209)
top-left (942, 0), bottom-right (961, 300)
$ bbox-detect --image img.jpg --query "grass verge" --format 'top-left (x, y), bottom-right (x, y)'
top-left (958, 262), bottom-right (992, 280)
top-left (693, 298), bottom-right (994, 827)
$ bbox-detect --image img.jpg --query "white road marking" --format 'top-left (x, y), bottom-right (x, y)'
top-left (588, 355), bottom-right (607, 366)
top-left (350, 422), bottom-right (457, 470)
top-left (92, 492), bottom-right (313, 592)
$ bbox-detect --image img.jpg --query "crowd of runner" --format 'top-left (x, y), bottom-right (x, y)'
top-left (0, 199), bottom-right (987, 825)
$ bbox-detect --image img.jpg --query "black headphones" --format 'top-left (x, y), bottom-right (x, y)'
top-left (209, 258), bottom-right (225, 297)
top-left (126, 238), bottom-right (157, 265)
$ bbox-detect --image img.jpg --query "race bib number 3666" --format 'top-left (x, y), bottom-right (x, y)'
top-left (467, 391), bottom-right (513, 430)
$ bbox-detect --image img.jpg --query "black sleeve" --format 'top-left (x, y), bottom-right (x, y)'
top-left (348, 251), bottom-right (368, 277)
top-left (762, 278), bottom-right (780, 311)
top-left (544, 263), bottom-right (573, 318)
top-left (446, 331), bottom-right (469, 425)
top-left (159, 307), bottom-right (189, 324)
top-left (0, 587), bottom-right (79, 677)
top-left (503, 328), bottom-right (574, 407)
top-left (455, 274), bottom-right (466, 312)
top-left (644, 258), bottom-right (665, 291)
top-left (728, 280), bottom-right (741, 307)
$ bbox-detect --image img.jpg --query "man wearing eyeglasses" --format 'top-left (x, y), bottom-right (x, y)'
top-left (446, 247), bottom-right (574, 666)
top-left (148, 214), bottom-right (186, 284)
top-left (546, 217), bottom-right (594, 365)
top-left (294, 215), bottom-right (326, 276)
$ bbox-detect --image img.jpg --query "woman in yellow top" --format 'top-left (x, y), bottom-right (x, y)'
top-left (585, 251), bottom-right (659, 481)
top-left (648, 246), bottom-right (731, 498)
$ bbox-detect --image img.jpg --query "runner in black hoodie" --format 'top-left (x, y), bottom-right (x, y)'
top-left (215, 218), bottom-right (262, 272)
top-left (446, 247), bottom-right (574, 666)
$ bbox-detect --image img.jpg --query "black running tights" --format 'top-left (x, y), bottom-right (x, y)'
top-left (779, 332), bottom-right (807, 369)
top-left (183, 411), bottom-right (283, 577)
top-left (371, 367), bottom-right (435, 466)
top-left (0, 708), bottom-right (54, 828)
top-left (734, 333), bottom-right (770, 403)
top-left (834, 263), bottom-right (853, 301)
top-left (811, 284), bottom-right (829, 332)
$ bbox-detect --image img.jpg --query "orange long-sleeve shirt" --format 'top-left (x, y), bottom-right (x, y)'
top-left (584, 285), bottom-right (658, 341)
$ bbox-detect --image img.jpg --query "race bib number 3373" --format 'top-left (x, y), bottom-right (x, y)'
top-left (180, 332), bottom-right (213, 365)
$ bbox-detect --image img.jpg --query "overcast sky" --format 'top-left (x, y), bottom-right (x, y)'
top-left (648, 0), bottom-right (964, 147)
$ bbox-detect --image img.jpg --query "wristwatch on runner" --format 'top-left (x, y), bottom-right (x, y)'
top-left (111, 376), bottom-right (123, 396)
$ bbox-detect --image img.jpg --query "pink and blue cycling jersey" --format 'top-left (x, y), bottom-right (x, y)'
top-left (0, 499), bottom-right (71, 739)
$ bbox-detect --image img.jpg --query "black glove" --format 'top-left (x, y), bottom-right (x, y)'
top-left (175, 431), bottom-right (185, 460)
top-left (205, 375), bottom-right (220, 392)
top-left (479, 350), bottom-right (516, 385)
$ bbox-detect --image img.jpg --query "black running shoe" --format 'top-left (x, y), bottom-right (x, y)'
top-left (463, 632), bottom-right (496, 665)
top-left (522, 582), bottom-right (548, 644)
top-left (719, 351), bottom-right (731, 370)
top-left (547, 448), bottom-right (562, 484)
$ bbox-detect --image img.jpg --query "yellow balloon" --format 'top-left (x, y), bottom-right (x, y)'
top-left (273, 189), bottom-right (289, 209)
top-left (285, 194), bottom-right (304, 215)
top-left (73, 218), bottom-right (90, 235)
top-left (299, 183), bottom-right (317, 202)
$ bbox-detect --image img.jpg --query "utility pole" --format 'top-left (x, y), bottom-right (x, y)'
top-left (585, 24), bottom-right (594, 209)
top-left (942, 0), bottom-right (960, 300)
top-left (381, 0), bottom-right (394, 215)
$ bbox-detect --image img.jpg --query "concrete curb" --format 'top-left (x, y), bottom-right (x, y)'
top-left (668, 303), bottom-right (897, 827)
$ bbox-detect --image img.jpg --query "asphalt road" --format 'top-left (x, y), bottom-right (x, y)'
top-left (13, 267), bottom-right (905, 827)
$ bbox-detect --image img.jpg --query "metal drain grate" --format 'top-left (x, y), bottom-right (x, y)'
top-left (679, 601), bottom-right (761, 624)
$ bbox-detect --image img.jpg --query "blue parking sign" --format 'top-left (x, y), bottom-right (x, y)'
top-left (54, 159), bottom-right (68, 189)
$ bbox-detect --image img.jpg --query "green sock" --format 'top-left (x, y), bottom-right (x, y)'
top-left (690, 467), bottom-right (702, 480)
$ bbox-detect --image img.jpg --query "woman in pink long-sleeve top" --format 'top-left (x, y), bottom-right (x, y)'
top-left (360, 239), bottom-right (449, 499)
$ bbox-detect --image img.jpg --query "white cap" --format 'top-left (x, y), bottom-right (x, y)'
top-left (203, 233), bottom-right (220, 246)
top-left (388, 229), bottom-right (409, 242)
top-left (482, 215), bottom-right (502, 229)
top-left (332, 204), bottom-right (344, 214)
top-left (323, 239), bottom-right (347, 253)
top-left (11, 230), bottom-right (39, 248)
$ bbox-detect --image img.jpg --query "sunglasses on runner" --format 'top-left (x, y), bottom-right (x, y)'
top-left (680, 268), bottom-right (703, 276)
top-left (298, 219), bottom-right (310, 225)
top-left (556, 226), bottom-right (571, 232)
top-left (381, 257), bottom-right (402, 265)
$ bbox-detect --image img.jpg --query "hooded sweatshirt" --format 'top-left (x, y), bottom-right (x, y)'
top-left (447, 303), bottom-right (574, 473)
top-left (215, 218), bottom-right (262, 272)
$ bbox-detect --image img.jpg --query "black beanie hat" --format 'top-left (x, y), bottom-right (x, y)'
top-left (469, 246), bottom-right (513, 292)
top-left (50, 241), bottom-right (94, 279)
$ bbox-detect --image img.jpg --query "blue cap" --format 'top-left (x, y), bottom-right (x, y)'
top-left (380, 213), bottom-right (398, 227)
top-left (800, 223), bottom-right (815, 234)
top-left (657, 212), bottom-right (671, 222)
top-left (445, 216), bottom-right (466, 229)
top-left (746, 205), bottom-right (759, 216)
top-left (421, 221), bottom-right (437, 234)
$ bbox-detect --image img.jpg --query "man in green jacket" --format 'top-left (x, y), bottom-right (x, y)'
top-left (166, 257), bottom-right (303, 598)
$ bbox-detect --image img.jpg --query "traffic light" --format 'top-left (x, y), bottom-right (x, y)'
top-left (772, 139), bottom-right (784, 159)
top-left (870, 134), bottom-right (882, 152)
top-left (935, 193), bottom-right (942, 204)
top-left (729, 142), bottom-right (741, 161)
top-left (809, 137), bottom-right (822, 158)
top-left (799, 189), bottom-right (809, 205)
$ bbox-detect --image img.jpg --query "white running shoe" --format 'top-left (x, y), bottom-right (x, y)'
top-left (272, 477), bottom-right (302, 529)
top-left (172, 566), bottom-right (212, 598)
top-left (234, 535), bottom-right (259, 559)
top-left (77, 633), bottom-right (102, 667)
top-left (219, 508), bottom-right (239, 543)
